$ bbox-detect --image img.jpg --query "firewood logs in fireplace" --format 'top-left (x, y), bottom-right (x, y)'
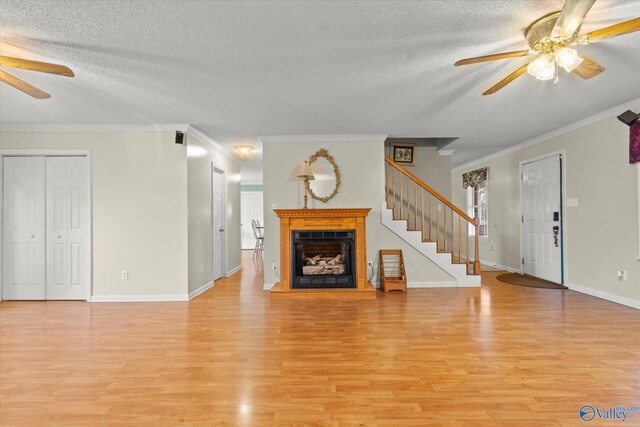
top-left (302, 254), bottom-right (345, 275)
top-left (304, 254), bottom-right (341, 266)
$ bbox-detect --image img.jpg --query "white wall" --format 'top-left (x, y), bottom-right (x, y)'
top-left (0, 131), bottom-right (189, 298)
top-left (263, 139), bottom-right (454, 288)
top-left (186, 132), bottom-right (242, 294)
top-left (452, 116), bottom-right (640, 307)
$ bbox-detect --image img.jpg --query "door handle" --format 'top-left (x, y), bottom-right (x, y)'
top-left (31, 235), bottom-right (35, 239)
top-left (220, 229), bottom-right (225, 232)
top-left (57, 235), bottom-right (62, 239)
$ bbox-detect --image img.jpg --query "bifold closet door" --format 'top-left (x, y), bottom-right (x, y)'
top-left (46, 157), bottom-right (90, 300)
top-left (2, 157), bottom-right (47, 300)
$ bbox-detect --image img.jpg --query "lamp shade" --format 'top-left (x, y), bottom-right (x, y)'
top-left (296, 160), bottom-right (315, 180)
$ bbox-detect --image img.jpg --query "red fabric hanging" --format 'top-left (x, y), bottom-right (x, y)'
top-left (631, 120), bottom-right (640, 165)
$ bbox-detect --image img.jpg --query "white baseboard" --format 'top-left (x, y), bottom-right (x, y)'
top-left (481, 259), bottom-right (522, 274)
top-left (90, 294), bottom-right (189, 302)
top-left (408, 281), bottom-right (459, 288)
top-left (188, 281), bottom-right (214, 300)
top-left (227, 265), bottom-right (242, 276)
top-left (566, 282), bottom-right (640, 310)
top-left (263, 283), bottom-right (275, 291)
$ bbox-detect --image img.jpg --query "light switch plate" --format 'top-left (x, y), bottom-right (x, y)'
top-left (567, 198), bottom-right (578, 207)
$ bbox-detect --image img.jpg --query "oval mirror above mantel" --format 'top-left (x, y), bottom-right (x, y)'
top-left (305, 148), bottom-right (341, 203)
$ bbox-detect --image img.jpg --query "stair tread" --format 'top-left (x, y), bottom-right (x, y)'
top-left (382, 201), bottom-right (481, 282)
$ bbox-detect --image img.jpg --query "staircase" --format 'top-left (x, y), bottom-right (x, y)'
top-left (381, 156), bottom-right (481, 287)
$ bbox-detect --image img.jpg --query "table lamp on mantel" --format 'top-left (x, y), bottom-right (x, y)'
top-left (297, 160), bottom-right (315, 209)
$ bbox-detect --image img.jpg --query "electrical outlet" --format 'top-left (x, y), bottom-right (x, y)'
top-left (121, 270), bottom-right (128, 280)
top-left (616, 270), bottom-right (627, 280)
top-left (272, 262), bottom-right (278, 271)
top-left (200, 264), bottom-right (204, 273)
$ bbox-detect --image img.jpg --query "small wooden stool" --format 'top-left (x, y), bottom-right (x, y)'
top-left (379, 250), bottom-right (407, 292)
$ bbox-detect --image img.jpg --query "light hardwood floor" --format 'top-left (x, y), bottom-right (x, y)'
top-left (1, 251), bottom-right (639, 426)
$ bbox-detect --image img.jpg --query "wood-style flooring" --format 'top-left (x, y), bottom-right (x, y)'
top-left (1, 251), bottom-right (639, 426)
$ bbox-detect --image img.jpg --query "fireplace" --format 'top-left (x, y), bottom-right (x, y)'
top-left (292, 230), bottom-right (356, 289)
top-left (271, 208), bottom-right (375, 299)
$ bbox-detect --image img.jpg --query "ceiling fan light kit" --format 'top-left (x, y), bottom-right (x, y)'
top-left (454, 0), bottom-right (640, 95)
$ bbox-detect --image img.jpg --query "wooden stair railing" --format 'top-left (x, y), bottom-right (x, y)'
top-left (384, 156), bottom-right (481, 275)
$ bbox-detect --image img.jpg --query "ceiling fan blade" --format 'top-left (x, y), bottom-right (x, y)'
top-left (454, 50), bottom-right (531, 66)
top-left (579, 17), bottom-right (640, 43)
top-left (0, 55), bottom-right (75, 77)
top-left (573, 55), bottom-right (605, 79)
top-left (0, 69), bottom-right (51, 99)
top-left (482, 64), bottom-right (530, 96)
top-left (551, 0), bottom-right (597, 39)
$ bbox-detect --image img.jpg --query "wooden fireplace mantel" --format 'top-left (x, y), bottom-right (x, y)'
top-left (270, 208), bottom-right (376, 299)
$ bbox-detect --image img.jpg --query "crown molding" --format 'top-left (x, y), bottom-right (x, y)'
top-left (452, 97), bottom-right (640, 172)
top-left (0, 123), bottom-right (189, 132)
top-left (186, 125), bottom-right (241, 164)
top-left (260, 134), bottom-right (388, 144)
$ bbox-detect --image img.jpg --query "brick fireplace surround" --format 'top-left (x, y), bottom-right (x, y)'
top-left (270, 208), bottom-right (377, 299)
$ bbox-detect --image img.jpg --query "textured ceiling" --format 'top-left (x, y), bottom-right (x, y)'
top-left (1, 0), bottom-right (640, 167)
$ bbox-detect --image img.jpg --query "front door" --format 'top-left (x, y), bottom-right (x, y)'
top-left (522, 155), bottom-right (563, 284)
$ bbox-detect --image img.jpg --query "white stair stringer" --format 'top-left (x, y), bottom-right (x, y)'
top-left (380, 202), bottom-right (481, 287)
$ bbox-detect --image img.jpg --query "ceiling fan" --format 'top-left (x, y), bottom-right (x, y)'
top-left (0, 55), bottom-right (75, 99)
top-left (454, 0), bottom-right (640, 95)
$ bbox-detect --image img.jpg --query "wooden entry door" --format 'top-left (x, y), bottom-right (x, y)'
top-left (522, 155), bottom-right (563, 284)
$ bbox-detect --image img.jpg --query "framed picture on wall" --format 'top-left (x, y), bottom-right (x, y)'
top-left (392, 144), bottom-right (415, 166)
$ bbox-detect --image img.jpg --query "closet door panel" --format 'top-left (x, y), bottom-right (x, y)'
top-left (45, 157), bottom-right (89, 300)
top-left (66, 157), bottom-right (89, 299)
top-left (46, 157), bottom-right (69, 300)
top-left (2, 157), bottom-right (46, 300)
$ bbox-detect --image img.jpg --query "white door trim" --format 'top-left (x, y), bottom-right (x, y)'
top-left (212, 164), bottom-right (228, 278)
top-left (519, 149), bottom-right (568, 284)
top-left (0, 149), bottom-right (93, 301)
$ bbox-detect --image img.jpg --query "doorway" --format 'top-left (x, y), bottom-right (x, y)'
top-left (212, 166), bottom-right (226, 281)
top-left (1, 154), bottom-right (91, 300)
top-left (520, 153), bottom-right (564, 284)
top-left (240, 191), bottom-right (263, 249)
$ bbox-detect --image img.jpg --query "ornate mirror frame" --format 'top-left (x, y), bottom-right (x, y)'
top-left (305, 148), bottom-right (341, 203)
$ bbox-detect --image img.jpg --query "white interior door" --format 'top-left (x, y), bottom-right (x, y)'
top-left (46, 157), bottom-right (90, 300)
top-left (522, 155), bottom-right (563, 284)
top-left (213, 169), bottom-right (223, 281)
top-left (2, 157), bottom-right (46, 300)
top-left (241, 191), bottom-right (263, 249)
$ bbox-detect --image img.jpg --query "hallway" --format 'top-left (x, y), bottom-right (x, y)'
top-left (1, 251), bottom-right (639, 425)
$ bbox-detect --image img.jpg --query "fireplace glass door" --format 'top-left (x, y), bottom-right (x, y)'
top-left (291, 230), bottom-right (356, 289)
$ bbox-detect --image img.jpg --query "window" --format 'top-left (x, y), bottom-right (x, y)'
top-left (467, 180), bottom-right (488, 238)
